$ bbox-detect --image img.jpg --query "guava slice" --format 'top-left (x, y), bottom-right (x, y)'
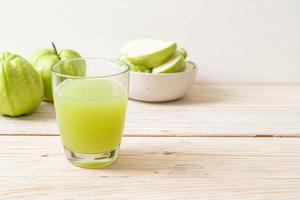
top-left (120, 39), bottom-right (177, 68)
top-left (152, 53), bottom-right (185, 74)
top-left (177, 48), bottom-right (188, 59)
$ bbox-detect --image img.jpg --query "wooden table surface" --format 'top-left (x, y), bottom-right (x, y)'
top-left (1, 85), bottom-right (300, 199)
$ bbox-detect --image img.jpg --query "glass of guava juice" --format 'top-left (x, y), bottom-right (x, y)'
top-left (51, 58), bottom-right (129, 168)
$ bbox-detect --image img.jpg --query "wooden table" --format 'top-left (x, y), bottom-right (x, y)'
top-left (1, 85), bottom-right (300, 199)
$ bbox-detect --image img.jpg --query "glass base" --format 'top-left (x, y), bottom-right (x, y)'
top-left (64, 147), bottom-right (119, 169)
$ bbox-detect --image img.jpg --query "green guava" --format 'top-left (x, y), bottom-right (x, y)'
top-left (0, 52), bottom-right (44, 117)
top-left (30, 43), bottom-right (85, 102)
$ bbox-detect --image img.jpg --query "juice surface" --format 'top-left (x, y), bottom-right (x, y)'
top-left (54, 79), bottom-right (127, 154)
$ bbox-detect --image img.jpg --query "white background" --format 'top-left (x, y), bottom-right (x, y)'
top-left (0, 0), bottom-right (299, 84)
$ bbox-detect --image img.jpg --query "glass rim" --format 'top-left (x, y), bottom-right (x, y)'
top-left (51, 57), bottom-right (130, 79)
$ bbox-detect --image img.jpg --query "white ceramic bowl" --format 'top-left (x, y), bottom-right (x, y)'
top-left (129, 61), bottom-right (197, 102)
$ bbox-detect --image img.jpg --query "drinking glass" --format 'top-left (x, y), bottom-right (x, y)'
top-left (51, 58), bottom-right (129, 168)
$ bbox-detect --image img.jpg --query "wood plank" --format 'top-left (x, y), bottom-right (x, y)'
top-left (0, 136), bottom-right (299, 199)
top-left (1, 85), bottom-right (300, 137)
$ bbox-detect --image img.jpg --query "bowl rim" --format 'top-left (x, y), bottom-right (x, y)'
top-left (130, 61), bottom-right (197, 76)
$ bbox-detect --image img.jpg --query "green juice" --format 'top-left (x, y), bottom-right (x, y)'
top-left (54, 79), bottom-right (127, 154)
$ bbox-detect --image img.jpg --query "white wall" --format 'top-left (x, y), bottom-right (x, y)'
top-left (0, 0), bottom-right (299, 84)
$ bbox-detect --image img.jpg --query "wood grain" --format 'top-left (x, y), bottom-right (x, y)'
top-left (1, 85), bottom-right (300, 137)
top-left (0, 136), bottom-right (299, 199)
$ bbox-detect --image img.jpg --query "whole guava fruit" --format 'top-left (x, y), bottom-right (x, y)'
top-left (0, 52), bottom-right (44, 117)
top-left (30, 43), bottom-right (85, 102)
